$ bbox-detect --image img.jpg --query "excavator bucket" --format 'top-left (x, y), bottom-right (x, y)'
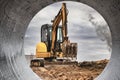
top-left (61, 42), bottom-right (77, 59)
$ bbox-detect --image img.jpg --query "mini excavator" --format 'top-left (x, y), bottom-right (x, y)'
top-left (30, 3), bottom-right (77, 67)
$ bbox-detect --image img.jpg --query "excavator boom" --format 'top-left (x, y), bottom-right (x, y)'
top-left (51, 3), bottom-right (68, 53)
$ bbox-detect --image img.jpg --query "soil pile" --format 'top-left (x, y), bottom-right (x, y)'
top-left (32, 59), bottom-right (109, 80)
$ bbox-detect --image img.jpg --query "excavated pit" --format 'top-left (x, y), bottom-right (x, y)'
top-left (0, 0), bottom-right (120, 80)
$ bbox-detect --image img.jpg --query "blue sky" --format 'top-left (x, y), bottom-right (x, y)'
top-left (24, 1), bottom-right (111, 61)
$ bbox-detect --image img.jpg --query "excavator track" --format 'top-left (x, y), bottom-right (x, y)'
top-left (30, 58), bottom-right (78, 67)
top-left (30, 59), bottom-right (44, 67)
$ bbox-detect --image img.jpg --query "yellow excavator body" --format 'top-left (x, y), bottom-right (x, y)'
top-left (36, 42), bottom-right (50, 58)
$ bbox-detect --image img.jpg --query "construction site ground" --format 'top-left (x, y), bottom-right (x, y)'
top-left (31, 59), bottom-right (108, 80)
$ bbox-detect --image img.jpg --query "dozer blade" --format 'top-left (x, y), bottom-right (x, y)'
top-left (44, 59), bottom-right (78, 65)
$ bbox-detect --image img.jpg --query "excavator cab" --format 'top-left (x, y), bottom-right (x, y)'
top-left (41, 24), bottom-right (63, 52)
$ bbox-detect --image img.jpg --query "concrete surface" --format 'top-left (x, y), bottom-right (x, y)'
top-left (0, 0), bottom-right (120, 80)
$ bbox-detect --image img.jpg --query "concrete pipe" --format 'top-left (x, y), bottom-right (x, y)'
top-left (0, 0), bottom-right (120, 80)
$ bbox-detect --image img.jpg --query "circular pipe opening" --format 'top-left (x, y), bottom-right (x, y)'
top-left (24, 1), bottom-right (111, 80)
top-left (0, 0), bottom-right (120, 80)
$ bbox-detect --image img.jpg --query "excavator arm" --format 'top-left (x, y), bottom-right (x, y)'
top-left (51, 3), bottom-right (68, 54)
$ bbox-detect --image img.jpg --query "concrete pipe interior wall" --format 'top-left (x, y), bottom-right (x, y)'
top-left (0, 0), bottom-right (120, 80)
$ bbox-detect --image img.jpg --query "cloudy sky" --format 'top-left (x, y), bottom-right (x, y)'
top-left (24, 1), bottom-right (111, 62)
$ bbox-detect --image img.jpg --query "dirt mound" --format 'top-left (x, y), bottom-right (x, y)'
top-left (32, 59), bottom-right (109, 80)
top-left (78, 59), bottom-right (108, 69)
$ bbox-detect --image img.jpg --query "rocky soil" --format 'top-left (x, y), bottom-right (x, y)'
top-left (31, 59), bottom-right (108, 80)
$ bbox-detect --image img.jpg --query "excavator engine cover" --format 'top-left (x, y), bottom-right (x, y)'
top-left (36, 42), bottom-right (50, 58)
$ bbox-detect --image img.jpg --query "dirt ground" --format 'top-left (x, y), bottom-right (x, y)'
top-left (31, 59), bottom-right (108, 80)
